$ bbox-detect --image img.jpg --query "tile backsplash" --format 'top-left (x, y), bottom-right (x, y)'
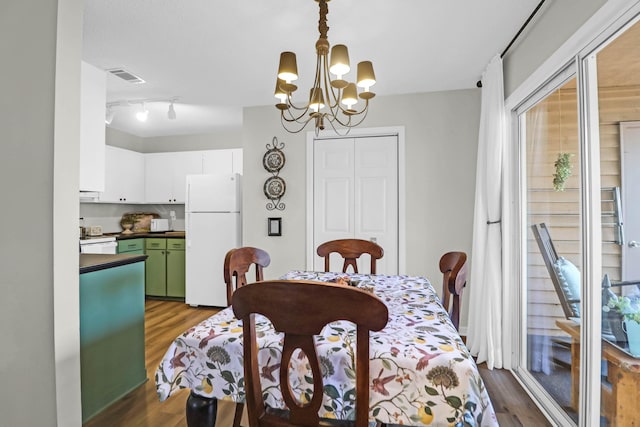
top-left (80, 203), bottom-right (185, 234)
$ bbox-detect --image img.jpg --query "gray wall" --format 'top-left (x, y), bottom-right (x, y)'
top-left (242, 89), bottom-right (481, 328)
top-left (106, 127), bottom-right (242, 153)
top-left (1, 0), bottom-right (82, 425)
top-left (503, 0), bottom-right (607, 97)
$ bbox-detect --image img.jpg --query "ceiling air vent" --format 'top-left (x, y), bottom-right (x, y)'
top-left (106, 68), bottom-right (146, 84)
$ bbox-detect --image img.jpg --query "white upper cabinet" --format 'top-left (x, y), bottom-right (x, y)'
top-left (145, 151), bottom-right (203, 203)
top-left (171, 152), bottom-right (206, 202)
top-left (202, 149), bottom-right (243, 175)
top-left (79, 61), bottom-right (106, 192)
top-left (232, 149), bottom-right (243, 175)
top-left (86, 148), bottom-right (243, 204)
top-left (146, 149), bottom-right (243, 204)
top-left (100, 146), bottom-right (145, 203)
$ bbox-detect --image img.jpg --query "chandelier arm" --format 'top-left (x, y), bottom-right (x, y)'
top-left (327, 99), bottom-right (370, 129)
top-left (281, 113), bottom-right (313, 134)
top-left (284, 92), bottom-right (311, 113)
top-left (324, 114), bottom-right (354, 137)
top-left (323, 57), bottom-right (341, 112)
top-left (281, 108), bottom-right (311, 125)
top-left (344, 102), bottom-right (371, 126)
top-left (339, 98), bottom-right (371, 118)
top-left (313, 50), bottom-right (324, 98)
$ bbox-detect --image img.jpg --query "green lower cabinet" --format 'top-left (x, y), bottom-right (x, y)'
top-left (145, 239), bottom-right (167, 296)
top-left (145, 238), bottom-right (185, 298)
top-left (166, 239), bottom-right (186, 297)
top-left (117, 238), bottom-right (144, 255)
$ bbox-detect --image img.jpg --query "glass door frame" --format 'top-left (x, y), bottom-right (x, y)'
top-left (511, 65), bottom-right (583, 427)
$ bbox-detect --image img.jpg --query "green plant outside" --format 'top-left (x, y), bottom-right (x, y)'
top-left (553, 152), bottom-right (573, 191)
top-left (604, 295), bottom-right (640, 324)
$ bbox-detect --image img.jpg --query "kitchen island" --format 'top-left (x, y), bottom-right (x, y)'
top-left (80, 253), bottom-right (147, 422)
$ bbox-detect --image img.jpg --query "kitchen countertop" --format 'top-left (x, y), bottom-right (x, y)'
top-left (80, 253), bottom-right (148, 274)
top-left (106, 231), bottom-right (186, 240)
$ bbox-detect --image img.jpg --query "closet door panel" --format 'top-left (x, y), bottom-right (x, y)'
top-left (313, 139), bottom-right (355, 271)
top-left (355, 136), bottom-right (398, 274)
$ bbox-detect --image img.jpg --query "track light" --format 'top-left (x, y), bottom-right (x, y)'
top-left (106, 97), bottom-right (179, 124)
top-left (105, 107), bottom-right (115, 125)
top-left (136, 103), bottom-right (149, 122)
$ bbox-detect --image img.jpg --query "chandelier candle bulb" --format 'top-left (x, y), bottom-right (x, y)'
top-left (278, 52), bottom-right (298, 84)
top-left (357, 61), bottom-right (376, 92)
top-left (330, 44), bottom-right (350, 80)
top-left (274, 78), bottom-right (288, 104)
top-left (342, 83), bottom-right (358, 108)
top-left (309, 88), bottom-right (325, 112)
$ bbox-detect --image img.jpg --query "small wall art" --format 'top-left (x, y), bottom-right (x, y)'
top-left (267, 217), bottom-right (282, 236)
top-left (264, 136), bottom-right (286, 210)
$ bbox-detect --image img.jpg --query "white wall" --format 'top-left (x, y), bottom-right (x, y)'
top-left (0, 0), bottom-right (83, 425)
top-left (242, 89), bottom-right (481, 328)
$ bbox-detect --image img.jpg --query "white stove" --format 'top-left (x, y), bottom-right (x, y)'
top-left (79, 236), bottom-right (117, 254)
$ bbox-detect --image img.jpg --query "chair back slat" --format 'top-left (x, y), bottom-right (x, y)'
top-left (223, 247), bottom-right (271, 306)
top-left (316, 239), bottom-right (384, 274)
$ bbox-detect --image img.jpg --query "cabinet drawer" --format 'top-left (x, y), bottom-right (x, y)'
top-left (167, 239), bottom-right (185, 250)
top-left (117, 238), bottom-right (144, 253)
top-left (145, 238), bottom-right (167, 250)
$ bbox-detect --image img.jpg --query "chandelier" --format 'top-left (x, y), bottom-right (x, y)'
top-left (274, 0), bottom-right (376, 134)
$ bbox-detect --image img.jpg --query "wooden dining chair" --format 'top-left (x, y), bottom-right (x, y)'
top-left (316, 238), bottom-right (384, 274)
top-left (232, 280), bottom-right (389, 427)
top-left (222, 247), bottom-right (271, 426)
top-left (439, 251), bottom-right (468, 331)
top-left (223, 247), bottom-right (271, 307)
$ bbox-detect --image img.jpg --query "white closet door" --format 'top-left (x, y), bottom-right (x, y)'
top-left (313, 136), bottom-right (398, 274)
top-left (313, 139), bottom-right (355, 271)
top-left (354, 136), bottom-right (398, 274)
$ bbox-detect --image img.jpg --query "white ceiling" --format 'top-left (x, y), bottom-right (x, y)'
top-left (82, 0), bottom-right (541, 138)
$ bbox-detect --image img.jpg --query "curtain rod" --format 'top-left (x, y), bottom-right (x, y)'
top-left (476, 0), bottom-right (546, 88)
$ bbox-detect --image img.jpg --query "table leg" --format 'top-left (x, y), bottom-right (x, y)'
top-left (570, 338), bottom-right (580, 412)
top-left (607, 363), bottom-right (640, 426)
top-left (186, 391), bottom-right (217, 427)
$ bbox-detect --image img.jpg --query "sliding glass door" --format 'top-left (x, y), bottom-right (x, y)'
top-left (513, 11), bottom-right (640, 427)
top-left (593, 16), bottom-right (640, 426)
top-left (519, 73), bottom-right (582, 425)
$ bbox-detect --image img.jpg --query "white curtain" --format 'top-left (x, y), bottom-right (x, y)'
top-left (466, 55), bottom-right (506, 369)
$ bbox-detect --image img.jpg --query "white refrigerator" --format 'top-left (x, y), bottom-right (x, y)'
top-left (185, 173), bottom-right (242, 307)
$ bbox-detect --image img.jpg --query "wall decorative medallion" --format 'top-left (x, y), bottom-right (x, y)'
top-left (264, 137), bottom-right (286, 210)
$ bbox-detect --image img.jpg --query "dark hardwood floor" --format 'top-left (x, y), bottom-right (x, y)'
top-left (83, 300), bottom-right (551, 426)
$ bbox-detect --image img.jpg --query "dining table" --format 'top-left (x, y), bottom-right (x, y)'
top-left (155, 271), bottom-right (498, 426)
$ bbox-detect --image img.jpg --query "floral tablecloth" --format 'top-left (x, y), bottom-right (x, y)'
top-left (156, 271), bottom-right (498, 426)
